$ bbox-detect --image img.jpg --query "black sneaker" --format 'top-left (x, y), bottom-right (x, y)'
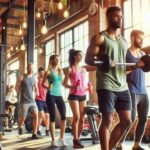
top-left (32, 134), bottom-right (39, 139)
top-left (73, 139), bottom-right (84, 148)
top-left (18, 128), bottom-right (23, 135)
top-left (45, 130), bottom-right (50, 136)
top-left (116, 145), bottom-right (123, 150)
top-left (37, 131), bottom-right (42, 136)
top-left (132, 146), bottom-right (145, 150)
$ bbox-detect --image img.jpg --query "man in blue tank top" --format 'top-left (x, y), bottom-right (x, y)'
top-left (85, 6), bottom-right (144, 150)
top-left (116, 30), bottom-right (149, 150)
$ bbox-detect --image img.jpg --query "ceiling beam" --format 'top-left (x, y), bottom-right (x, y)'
top-left (6, 24), bottom-right (20, 29)
top-left (0, 2), bottom-right (27, 10)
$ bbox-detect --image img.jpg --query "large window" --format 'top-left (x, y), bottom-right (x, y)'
top-left (59, 21), bottom-right (89, 117)
top-left (123, 0), bottom-right (150, 46)
top-left (45, 39), bottom-right (55, 69)
top-left (123, 0), bottom-right (150, 115)
top-left (60, 21), bottom-right (89, 68)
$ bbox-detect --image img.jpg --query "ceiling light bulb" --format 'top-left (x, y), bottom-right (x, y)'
top-left (22, 19), bottom-right (27, 29)
top-left (41, 25), bottom-right (48, 34)
top-left (63, 9), bottom-right (69, 18)
top-left (16, 46), bottom-right (19, 51)
top-left (20, 43), bottom-right (26, 51)
top-left (36, 8), bottom-right (41, 18)
top-left (19, 26), bottom-right (23, 35)
top-left (39, 47), bottom-right (43, 54)
top-left (58, 2), bottom-right (63, 10)
top-left (7, 52), bottom-right (11, 59)
top-left (10, 46), bottom-right (13, 51)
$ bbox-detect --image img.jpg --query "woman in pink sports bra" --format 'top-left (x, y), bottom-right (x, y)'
top-left (64, 49), bottom-right (87, 148)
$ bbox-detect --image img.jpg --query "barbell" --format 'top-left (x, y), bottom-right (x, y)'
top-left (94, 54), bottom-right (150, 73)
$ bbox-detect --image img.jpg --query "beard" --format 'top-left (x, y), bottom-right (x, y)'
top-left (110, 21), bottom-right (122, 29)
top-left (134, 41), bottom-right (142, 48)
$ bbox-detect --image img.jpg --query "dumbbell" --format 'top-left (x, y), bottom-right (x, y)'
top-left (94, 54), bottom-right (150, 73)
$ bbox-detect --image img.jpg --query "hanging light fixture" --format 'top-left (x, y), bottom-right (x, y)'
top-left (10, 46), bottom-right (13, 51)
top-left (41, 13), bottom-right (48, 34)
top-left (38, 47), bottom-right (43, 54)
top-left (15, 46), bottom-right (19, 51)
top-left (63, 9), bottom-right (69, 18)
top-left (36, 8), bottom-right (41, 18)
top-left (22, 0), bottom-right (27, 29)
top-left (7, 51), bottom-right (11, 59)
top-left (19, 25), bottom-right (23, 35)
top-left (20, 37), bottom-right (26, 51)
top-left (58, 1), bottom-right (63, 10)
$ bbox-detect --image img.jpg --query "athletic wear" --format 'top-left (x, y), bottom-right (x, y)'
top-left (126, 50), bottom-right (147, 94)
top-left (35, 78), bottom-right (47, 101)
top-left (68, 94), bottom-right (86, 101)
top-left (97, 89), bottom-right (131, 112)
top-left (20, 75), bottom-right (35, 103)
top-left (35, 100), bottom-right (49, 113)
top-left (46, 94), bottom-right (66, 122)
top-left (47, 69), bottom-right (62, 96)
top-left (96, 31), bottom-right (128, 92)
top-left (69, 67), bottom-right (86, 96)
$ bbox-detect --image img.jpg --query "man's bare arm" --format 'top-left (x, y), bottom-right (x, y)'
top-left (85, 33), bottom-right (105, 66)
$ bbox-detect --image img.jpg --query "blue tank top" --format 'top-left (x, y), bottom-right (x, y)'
top-left (126, 50), bottom-right (147, 94)
top-left (47, 69), bottom-right (63, 96)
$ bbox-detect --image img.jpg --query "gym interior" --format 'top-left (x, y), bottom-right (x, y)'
top-left (0, 0), bottom-right (150, 150)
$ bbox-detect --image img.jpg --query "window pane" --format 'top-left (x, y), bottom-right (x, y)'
top-left (123, 0), bottom-right (132, 28)
top-left (132, 0), bottom-right (141, 25)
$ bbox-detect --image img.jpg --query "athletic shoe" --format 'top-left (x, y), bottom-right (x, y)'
top-left (37, 131), bottom-right (42, 136)
top-left (116, 145), bottom-right (123, 150)
top-left (51, 141), bottom-right (58, 147)
top-left (58, 138), bottom-right (68, 147)
top-left (45, 130), bottom-right (50, 136)
top-left (73, 139), bottom-right (84, 148)
top-left (18, 128), bottom-right (23, 135)
top-left (132, 146), bottom-right (145, 150)
top-left (32, 134), bottom-right (39, 139)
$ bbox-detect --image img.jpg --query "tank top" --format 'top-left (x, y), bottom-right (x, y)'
top-left (96, 31), bottom-right (128, 91)
top-left (69, 67), bottom-right (86, 96)
top-left (47, 69), bottom-right (63, 96)
top-left (20, 74), bottom-right (35, 103)
top-left (35, 78), bottom-right (47, 101)
top-left (126, 50), bottom-right (147, 94)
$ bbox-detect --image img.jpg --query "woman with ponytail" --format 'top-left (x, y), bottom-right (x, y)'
top-left (42, 54), bottom-right (67, 147)
top-left (64, 49), bottom-right (87, 148)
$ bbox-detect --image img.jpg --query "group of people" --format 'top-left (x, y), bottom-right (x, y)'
top-left (9, 5), bottom-right (149, 150)
top-left (86, 5), bottom-right (149, 150)
top-left (15, 48), bottom-right (87, 148)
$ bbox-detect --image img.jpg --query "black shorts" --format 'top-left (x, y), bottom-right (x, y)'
top-left (68, 94), bottom-right (86, 102)
top-left (97, 89), bottom-right (132, 113)
top-left (35, 100), bottom-right (49, 113)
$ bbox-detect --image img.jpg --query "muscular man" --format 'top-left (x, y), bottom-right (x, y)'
top-left (16, 63), bottom-right (39, 139)
top-left (116, 30), bottom-right (149, 150)
top-left (85, 6), bottom-right (143, 150)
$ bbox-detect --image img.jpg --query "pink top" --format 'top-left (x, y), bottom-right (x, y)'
top-left (35, 78), bottom-right (47, 101)
top-left (69, 67), bottom-right (86, 96)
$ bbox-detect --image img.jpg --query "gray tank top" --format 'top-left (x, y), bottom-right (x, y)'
top-left (20, 74), bottom-right (35, 103)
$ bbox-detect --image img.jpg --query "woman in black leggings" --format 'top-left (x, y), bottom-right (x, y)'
top-left (42, 55), bottom-right (67, 147)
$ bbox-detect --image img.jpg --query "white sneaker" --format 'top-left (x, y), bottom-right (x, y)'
top-left (58, 138), bottom-right (68, 147)
top-left (51, 140), bottom-right (58, 147)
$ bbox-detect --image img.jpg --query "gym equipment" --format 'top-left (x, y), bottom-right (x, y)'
top-left (81, 105), bottom-right (100, 144)
top-left (94, 54), bottom-right (150, 73)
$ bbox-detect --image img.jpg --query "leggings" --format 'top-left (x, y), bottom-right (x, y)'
top-left (131, 94), bottom-right (149, 142)
top-left (46, 94), bottom-right (66, 122)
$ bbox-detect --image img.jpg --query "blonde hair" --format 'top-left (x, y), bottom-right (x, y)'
top-left (47, 54), bottom-right (63, 76)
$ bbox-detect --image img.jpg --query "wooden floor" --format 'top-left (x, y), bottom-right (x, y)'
top-left (0, 128), bottom-right (149, 150)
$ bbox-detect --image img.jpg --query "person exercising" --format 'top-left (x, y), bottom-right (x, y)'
top-left (116, 30), bottom-right (149, 150)
top-left (85, 6), bottom-right (144, 150)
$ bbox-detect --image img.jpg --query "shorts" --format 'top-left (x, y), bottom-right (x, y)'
top-left (35, 100), bottom-right (49, 113)
top-left (20, 102), bottom-right (38, 117)
top-left (97, 89), bottom-right (132, 113)
top-left (68, 94), bottom-right (86, 102)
